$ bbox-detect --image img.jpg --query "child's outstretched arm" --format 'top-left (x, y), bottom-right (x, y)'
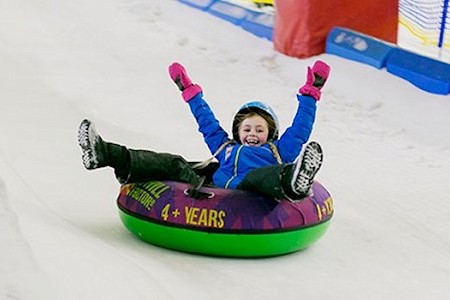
top-left (278, 60), bottom-right (331, 161)
top-left (169, 62), bottom-right (229, 154)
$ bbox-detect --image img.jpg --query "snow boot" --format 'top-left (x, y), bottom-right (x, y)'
top-left (284, 141), bottom-right (323, 201)
top-left (78, 119), bottom-right (109, 170)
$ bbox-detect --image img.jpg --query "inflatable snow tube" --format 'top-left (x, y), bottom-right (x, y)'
top-left (117, 181), bottom-right (333, 257)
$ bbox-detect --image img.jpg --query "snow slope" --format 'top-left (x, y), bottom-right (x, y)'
top-left (1, 0), bottom-right (450, 299)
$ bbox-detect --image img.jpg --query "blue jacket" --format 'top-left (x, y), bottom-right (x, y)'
top-left (188, 93), bottom-right (317, 189)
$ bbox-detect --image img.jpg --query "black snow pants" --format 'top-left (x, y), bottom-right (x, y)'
top-left (105, 142), bottom-right (202, 187)
top-left (237, 164), bottom-right (296, 200)
top-left (106, 142), bottom-right (294, 200)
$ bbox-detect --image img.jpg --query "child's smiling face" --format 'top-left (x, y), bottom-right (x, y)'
top-left (238, 115), bottom-right (269, 146)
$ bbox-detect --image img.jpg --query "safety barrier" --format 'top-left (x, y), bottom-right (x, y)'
top-left (386, 48), bottom-right (450, 95)
top-left (178, 1), bottom-right (450, 95)
top-left (178, 0), bottom-right (273, 40)
top-left (326, 27), bottom-right (450, 95)
top-left (326, 27), bottom-right (395, 69)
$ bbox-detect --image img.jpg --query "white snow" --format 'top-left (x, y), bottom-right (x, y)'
top-left (1, 0), bottom-right (450, 299)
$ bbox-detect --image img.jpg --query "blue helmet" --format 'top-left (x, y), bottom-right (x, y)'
top-left (232, 101), bottom-right (280, 142)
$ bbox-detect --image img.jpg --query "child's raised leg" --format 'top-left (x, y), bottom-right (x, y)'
top-left (237, 141), bottom-right (323, 202)
top-left (78, 119), bottom-right (203, 187)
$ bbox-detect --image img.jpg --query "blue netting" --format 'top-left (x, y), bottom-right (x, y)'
top-left (399, 0), bottom-right (449, 49)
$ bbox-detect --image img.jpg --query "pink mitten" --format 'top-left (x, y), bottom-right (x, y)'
top-left (298, 60), bottom-right (331, 101)
top-left (169, 62), bottom-right (202, 102)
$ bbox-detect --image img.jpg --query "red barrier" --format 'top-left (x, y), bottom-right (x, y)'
top-left (274, 0), bottom-right (398, 58)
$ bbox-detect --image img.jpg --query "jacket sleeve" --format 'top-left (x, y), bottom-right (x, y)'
top-left (188, 93), bottom-right (230, 155)
top-left (276, 94), bottom-right (317, 162)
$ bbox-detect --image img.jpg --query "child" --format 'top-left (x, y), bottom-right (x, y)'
top-left (78, 60), bottom-right (330, 202)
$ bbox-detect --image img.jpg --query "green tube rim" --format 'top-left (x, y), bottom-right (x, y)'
top-left (118, 209), bottom-right (331, 258)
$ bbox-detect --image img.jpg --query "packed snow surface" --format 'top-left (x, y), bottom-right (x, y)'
top-left (1, 0), bottom-right (450, 299)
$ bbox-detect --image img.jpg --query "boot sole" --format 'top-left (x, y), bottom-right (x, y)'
top-left (77, 119), bottom-right (99, 170)
top-left (291, 141), bottom-right (323, 195)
